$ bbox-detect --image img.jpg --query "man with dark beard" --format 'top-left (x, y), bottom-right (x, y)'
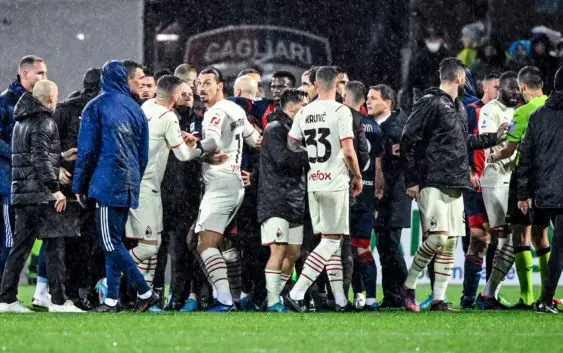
top-left (400, 58), bottom-right (505, 312)
top-left (52, 68), bottom-right (103, 310)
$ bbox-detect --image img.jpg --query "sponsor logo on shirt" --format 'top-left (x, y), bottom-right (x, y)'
top-left (210, 116), bottom-right (221, 126)
top-left (308, 170), bottom-right (332, 181)
top-left (508, 120), bottom-right (517, 133)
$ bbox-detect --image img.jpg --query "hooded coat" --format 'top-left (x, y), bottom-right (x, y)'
top-left (72, 61), bottom-right (149, 208)
top-left (517, 91), bottom-right (563, 208)
top-left (0, 77), bottom-right (27, 197)
top-left (11, 92), bottom-right (60, 206)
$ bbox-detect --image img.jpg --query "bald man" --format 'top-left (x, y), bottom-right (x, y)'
top-left (234, 76), bottom-right (259, 99)
top-left (0, 80), bottom-right (81, 313)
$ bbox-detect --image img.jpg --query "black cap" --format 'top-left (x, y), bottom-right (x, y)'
top-left (83, 68), bottom-right (101, 92)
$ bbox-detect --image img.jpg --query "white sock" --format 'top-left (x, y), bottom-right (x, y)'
top-left (188, 293), bottom-right (197, 301)
top-left (404, 234), bottom-right (447, 289)
top-left (138, 289), bottom-right (153, 299)
top-left (365, 298), bottom-right (377, 306)
top-left (327, 246), bottom-right (347, 307)
top-left (35, 277), bottom-right (48, 297)
top-left (104, 298), bottom-right (118, 307)
top-left (137, 254), bottom-right (157, 286)
top-left (201, 248), bottom-right (232, 306)
top-left (290, 238), bottom-right (340, 301)
top-left (433, 238), bottom-right (457, 301)
top-left (483, 237), bottom-right (514, 298)
top-left (265, 269), bottom-right (282, 307)
top-left (280, 273), bottom-right (291, 293)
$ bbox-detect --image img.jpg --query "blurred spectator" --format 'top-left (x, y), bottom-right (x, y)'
top-left (471, 38), bottom-right (506, 97)
top-left (557, 40), bottom-right (563, 66)
top-left (530, 33), bottom-right (559, 93)
top-left (407, 27), bottom-right (450, 101)
top-left (457, 22), bottom-right (485, 67)
top-left (506, 40), bottom-right (533, 73)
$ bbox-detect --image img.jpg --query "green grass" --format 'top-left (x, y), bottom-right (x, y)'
top-left (0, 285), bottom-right (561, 353)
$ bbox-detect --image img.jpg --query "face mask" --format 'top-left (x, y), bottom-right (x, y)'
top-left (425, 41), bottom-right (441, 53)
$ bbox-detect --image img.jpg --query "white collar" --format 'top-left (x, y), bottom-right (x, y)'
top-left (375, 113), bottom-right (391, 125)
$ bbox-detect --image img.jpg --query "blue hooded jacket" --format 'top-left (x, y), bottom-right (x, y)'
top-left (72, 60), bottom-right (149, 208)
top-left (462, 68), bottom-right (480, 108)
top-left (0, 78), bottom-right (26, 197)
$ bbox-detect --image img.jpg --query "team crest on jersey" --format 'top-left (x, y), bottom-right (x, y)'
top-left (430, 217), bottom-right (437, 230)
top-left (210, 116), bottom-right (221, 126)
top-left (145, 226), bottom-right (153, 238)
top-left (276, 228), bottom-right (283, 239)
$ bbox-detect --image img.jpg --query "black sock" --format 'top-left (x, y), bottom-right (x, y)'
top-left (463, 255), bottom-right (483, 300)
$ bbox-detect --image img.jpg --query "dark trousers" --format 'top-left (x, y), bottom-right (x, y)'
top-left (0, 197), bottom-right (14, 277)
top-left (377, 228), bottom-right (407, 304)
top-left (545, 213), bottom-right (563, 302)
top-left (96, 204), bottom-right (150, 300)
top-left (0, 204), bottom-right (52, 303)
top-left (43, 238), bottom-right (66, 304)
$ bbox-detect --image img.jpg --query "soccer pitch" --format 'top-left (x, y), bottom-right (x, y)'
top-left (0, 285), bottom-right (561, 353)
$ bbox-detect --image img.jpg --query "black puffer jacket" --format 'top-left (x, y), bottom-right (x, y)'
top-left (377, 108), bottom-right (412, 230)
top-left (517, 91), bottom-right (563, 208)
top-left (11, 92), bottom-right (61, 205)
top-left (401, 88), bottom-right (498, 190)
top-left (257, 109), bottom-right (308, 224)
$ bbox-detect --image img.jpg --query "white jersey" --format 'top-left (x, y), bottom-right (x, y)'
top-left (478, 99), bottom-right (516, 178)
top-left (140, 99), bottom-right (184, 191)
top-left (201, 99), bottom-right (259, 185)
top-left (289, 100), bottom-right (354, 192)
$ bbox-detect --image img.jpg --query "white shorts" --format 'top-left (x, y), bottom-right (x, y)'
top-left (125, 187), bottom-right (162, 244)
top-left (261, 217), bottom-right (304, 245)
top-left (195, 181), bottom-right (244, 234)
top-left (418, 187), bottom-right (464, 237)
top-left (308, 190), bottom-right (349, 235)
top-left (480, 167), bottom-right (511, 229)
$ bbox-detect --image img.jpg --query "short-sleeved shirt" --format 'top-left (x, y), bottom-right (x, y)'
top-left (201, 99), bottom-right (259, 185)
top-left (140, 99), bottom-right (184, 191)
top-left (288, 100), bottom-right (354, 192)
top-left (506, 95), bottom-right (547, 165)
top-left (478, 99), bottom-right (516, 175)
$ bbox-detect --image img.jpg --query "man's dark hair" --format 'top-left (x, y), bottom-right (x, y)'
top-left (344, 81), bottom-right (366, 104)
top-left (518, 66), bottom-right (543, 89)
top-left (370, 84), bottom-right (396, 106)
top-left (156, 75), bottom-right (182, 99)
top-left (555, 66), bottom-right (563, 91)
top-left (155, 69), bottom-right (172, 82)
top-left (334, 66), bottom-right (347, 75)
top-left (237, 68), bottom-right (261, 78)
top-left (309, 66), bottom-right (320, 84)
top-left (280, 89), bottom-right (308, 109)
top-left (200, 67), bottom-right (225, 83)
top-left (19, 55), bottom-right (44, 69)
top-left (143, 67), bottom-right (154, 78)
top-left (484, 72), bottom-right (502, 81)
top-left (122, 60), bottom-right (143, 79)
top-left (439, 57), bottom-right (465, 82)
top-left (315, 66), bottom-right (338, 90)
top-left (499, 71), bottom-right (518, 85)
top-left (273, 71), bottom-right (296, 87)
